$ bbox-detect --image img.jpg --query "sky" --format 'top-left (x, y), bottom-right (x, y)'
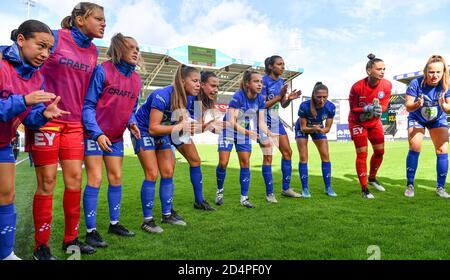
top-left (1, 0), bottom-right (450, 99)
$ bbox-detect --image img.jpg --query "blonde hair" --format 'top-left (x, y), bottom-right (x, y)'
top-left (61, 2), bottom-right (103, 29)
top-left (240, 70), bottom-right (260, 92)
top-left (421, 55), bottom-right (449, 94)
top-left (310, 82), bottom-right (329, 118)
top-left (106, 33), bottom-right (144, 69)
top-left (171, 64), bottom-right (199, 113)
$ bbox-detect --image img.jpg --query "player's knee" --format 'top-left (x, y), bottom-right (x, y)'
top-left (374, 148), bottom-right (384, 158)
top-left (160, 166), bottom-right (174, 178)
top-left (281, 145), bottom-right (292, 159)
top-left (0, 189), bottom-right (15, 204)
top-left (69, 172), bottom-right (83, 186)
top-left (108, 172), bottom-right (122, 186)
top-left (300, 154), bottom-right (308, 163)
top-left (144, 169), bottom-right (158, 181)
top-left (39, 175), bottom-right (56, 194)
top-left (187, 156), bottom-right (201, 167)
top-left (87, 174), bottom-right (102, 187)
top-left (320, 152), bottom-right (330, 162)
top-left (239, 158), bottom-right (250, 168)
top-left (263, 155), bottom-right (272, 165)
top-left (218, 158), bottom-right (229, 169)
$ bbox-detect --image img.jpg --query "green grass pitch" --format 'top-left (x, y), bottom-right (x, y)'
top-left (13, 140), bottom-right (450, 260)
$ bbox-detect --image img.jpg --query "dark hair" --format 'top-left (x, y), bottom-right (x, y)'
top-left (10, 19), bottom-right (52, 42)
top-left (310, 82), bottom-right (329, 118)
top-left (201, 71), bottom-right (217, 83)
top-left (200, 71), bottom-right (218, 110)
top-left (264, 55), bottom-right (283, 75)
top-left (61, 2), bottom-right (103, 29)
top-left (366, 53), bottom-right (383, 70)
top-left (240, 70), bottom-right (260, 91)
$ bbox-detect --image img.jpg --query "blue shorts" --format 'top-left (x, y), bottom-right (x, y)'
top-left (0, 144), bottom-right (15, 163)
top-left (217, 132), bottom-right (252, 153)
top-left (267, 119), bottom-right (287, 136)
top-left (84, 138), bottom-right (124, 157)
top-left (294, 122), bottom-right (327, 140)
top-left (132, 132), bottom-right (171, 154)
top-left (407, 116), bottom-right (448, 130)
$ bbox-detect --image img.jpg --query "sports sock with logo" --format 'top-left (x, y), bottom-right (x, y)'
top-left (141, 180), bottom-right (156, 220)
top-left (108, 185), bottom-right (122, 225)
top-left (281, 159), bottom-right (292, 191)
top-left (190, 166), bottom-right (204, 204)
top-left (0, 204), bottom-right (16, 259)
top-left (83, 185), bottom-right (99, 231)
top-left (262, 165), bottom-right (273, 195)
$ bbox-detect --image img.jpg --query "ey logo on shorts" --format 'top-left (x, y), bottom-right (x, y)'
top-left (352, 127), bottom-right (363, 135)
top-left (142, 137), bottom-right (155, 147)
top-left (86, 140), bottom-right (100, 151)
top-left (34, 132), bottom-right (56, 146)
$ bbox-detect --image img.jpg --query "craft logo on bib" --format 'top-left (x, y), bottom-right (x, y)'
top-left (421, 106), bottom-right (438, 121)
top-left (377, 91), bottom-right (385, 99)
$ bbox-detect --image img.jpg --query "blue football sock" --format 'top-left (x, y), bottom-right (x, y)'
top-left (83, 185), bottom-right (100, 231)
top-left (437, 153), bottom-right (448, 188)
top-left (140, 180), bottom-right (156, 220)
top-left (216, 166), bottom-right (226, 191)
top-left (322, 161), bottom-right (332, 189)
top-left (240, 168), bottom-right (251, 197)
top-left (0, 204), bottom-right (16, 259)
top-left (262, 165), bottom-right (274, 195)
top-left (299, 162), bottom-right (308, 190)
top-left (281, 159), bottom-right (292, 191)
top-left (107, 185), bottom-right (122, 224)
top-left (160, 178), bottom-right (174, 216)
top-left (190, 166), bottom-right (204, 204)
top-left (406, 150), bottom-right (420, 185)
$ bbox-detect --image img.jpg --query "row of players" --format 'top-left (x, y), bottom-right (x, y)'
top-left (1, 2), bottom-right (449, 260)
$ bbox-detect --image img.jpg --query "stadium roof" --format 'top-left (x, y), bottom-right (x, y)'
top-left (393, 65), bottom-right (450, 85)
top-left (95, 41), bottom-right (304, 97)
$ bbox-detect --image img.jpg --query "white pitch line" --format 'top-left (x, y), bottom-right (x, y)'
top-left (15, 157), bottom-right (29, 166)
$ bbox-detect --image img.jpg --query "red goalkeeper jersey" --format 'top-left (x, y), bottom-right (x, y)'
top-left (348, 77), bottom-right (392, 127)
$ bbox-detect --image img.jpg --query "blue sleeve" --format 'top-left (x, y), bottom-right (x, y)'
top-left (23, 103), bottom-right (48, 129)
top-left (258, 95), bottom-right (266, 110)
top-left (151, 91), bottom-right (168, 112)
top-left (299, 102), bottom-right (308, 118)
top-left (406, 79), bottom-right (419, 97)
top-left (228, 93), bottom-right (241, 109)
top-left (0, 95), bottom-right (27, 122)
top-left (444, 88), bottom-right (450, 99)
top-left (260, 82), bottom-right (268, 100)
top-left (50, 30), bottom-right (58, 54)
top-left (327, 103), bottom-right (336, 119)
top-left (82, 65), bottom-right (106, 140)
top-left (127, 97), bottom-right (139, 128)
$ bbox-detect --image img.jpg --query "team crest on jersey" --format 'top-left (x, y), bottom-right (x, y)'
top-left (421, 106), bottom-right (438, 121)
top-left (377, 91), bottom-right (385, 99)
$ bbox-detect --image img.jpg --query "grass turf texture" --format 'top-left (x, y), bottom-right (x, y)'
top-left (14, 140), bottom-right (450, 260)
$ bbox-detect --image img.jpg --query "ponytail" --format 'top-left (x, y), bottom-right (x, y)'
top-left (10, 20), bottom-right (52, 42)
top-left (61, 2), bottom-right (103, 29)
top-left (171, 64), bottom-right (199, 112)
